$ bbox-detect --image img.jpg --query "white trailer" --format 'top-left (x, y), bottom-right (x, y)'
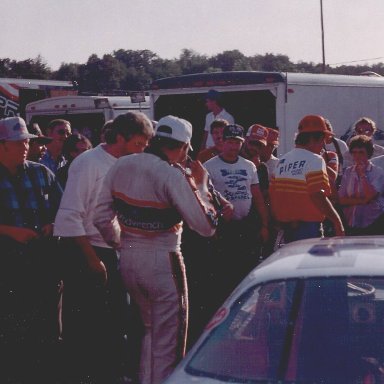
top-left (149, 72), bottom-right (384, 155)
top-left (25, 95), bottom-right (150, 145)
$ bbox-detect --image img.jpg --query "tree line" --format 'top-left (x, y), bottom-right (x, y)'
top-left (1, 49), bottom-right (384, 94)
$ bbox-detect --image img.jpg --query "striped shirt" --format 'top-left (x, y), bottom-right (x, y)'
top-left (270, 148), bottom-right (331, 222)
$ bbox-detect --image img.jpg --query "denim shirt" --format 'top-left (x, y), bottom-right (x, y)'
top-left (40, 150), bottom-right (67, 175)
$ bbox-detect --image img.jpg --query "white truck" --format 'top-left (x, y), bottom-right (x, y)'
top-left (149, 71), bottom-right (384, 155)
top-left (25, 94), bottom-right (150, 145)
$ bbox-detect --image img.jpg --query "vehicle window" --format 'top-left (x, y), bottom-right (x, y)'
top-left (186, 277), bottom-right (384, 384)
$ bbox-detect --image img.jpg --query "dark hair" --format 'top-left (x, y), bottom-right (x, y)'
top-left (100, 120), bottom-right (114, 142)
top-left (295, 131), bottom-right (325, 146)
top-left (62, 133), bottom-right (92, 159)
top-left (47, 119), bottom-right (71, 133)
top-left (106, 112), bottom-right (153, 144)
top-left (149, 136), bottom-right (185, 151)
top-left (210, 119), bottom-right (228, 133)
top-left (145, 136), bottom-right (186, 161)
top-left (348, 134), bottom-right (374, 158)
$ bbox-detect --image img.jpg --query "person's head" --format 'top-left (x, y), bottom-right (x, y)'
top-left (150, 115), bottom-right (193, 164)
top-left (106, 112), bottom-right (154, 156)
top-left (324, 118), bottom-right (335, 145)
top-left (62, 133), bottom-right (92, 161)
top-left (244, 124), bottom-right (268, 158)
top-left (296, 115), bottom-right (330, 154)
top-left (46, 119), bottom-right (72, 150)
top-left (260, 127), bottom-right (280, 162)
top-left (353, 117), bottom-right (377, 138)
top-left (0, 117), bottom-right (38, 168)
top-left (100, 120), bottom-right (113, 143)
top-left (210, 119), bottom-right (228, 152)
top-left (27, 122), bottom-right (52, 162)
top-left (348, 134), bottom-right (374, 164)
top-left (221, 124), bottom-right (245, 161)
top-left (205, 89), bottom-right (223, 112)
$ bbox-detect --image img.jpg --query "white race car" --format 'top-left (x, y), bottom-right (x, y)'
top-left (165, 236), bottom-right (384, 384)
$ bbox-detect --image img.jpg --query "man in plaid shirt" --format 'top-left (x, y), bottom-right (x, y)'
top-left (0, 116), bottom-right (63, 383)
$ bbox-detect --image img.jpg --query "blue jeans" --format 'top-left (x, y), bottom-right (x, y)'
top-left (284, 221), bottom-right (323, 243)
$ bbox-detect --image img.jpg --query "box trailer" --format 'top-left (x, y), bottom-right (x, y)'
top-left (149, 71), bottom-right (384, 155)
top-left (25, 94), bottom-right (150, 145)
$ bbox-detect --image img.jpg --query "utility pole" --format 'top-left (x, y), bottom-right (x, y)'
top-left (320, 0), bottom-right (326, 73)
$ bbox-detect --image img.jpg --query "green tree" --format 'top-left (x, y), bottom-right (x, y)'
top-left (9, 55), bottom-right (51, 79)
top-left (53, 63), bottom-right (81, 82)
top-left (211, 50), bottom-right (250, 71)
top-left (177, 49), bottom-right (209, 74)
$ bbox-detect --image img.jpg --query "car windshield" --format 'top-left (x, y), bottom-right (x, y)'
top-left (186, 277), bottom-right (384, 383)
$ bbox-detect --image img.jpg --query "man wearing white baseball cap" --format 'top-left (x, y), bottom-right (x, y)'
top-left (94, 115), bottom-right (218, 384)
top-left (0, 116), bottom-right (63, 382)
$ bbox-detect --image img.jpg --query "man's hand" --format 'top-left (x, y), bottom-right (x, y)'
top-left (333, 219), bottom-right (345, 237)
top-left (73, 236), bottom-right (108, 285)
top-left (87, 257), bottom-right (108, 286)
top-left (8, 227), bottom-right (39, 244)
top-left (220, 200), bottom-right (234, 222)
top-left (190, 160), bottom-right (208, 187)
top-left (41, 223), bottom-right (54, 237)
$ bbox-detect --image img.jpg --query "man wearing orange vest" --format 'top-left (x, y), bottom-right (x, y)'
top-left (270, 115), bottom-right (344, 243)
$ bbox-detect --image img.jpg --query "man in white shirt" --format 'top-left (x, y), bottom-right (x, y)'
top-left (201, 89), bottom-right (234, 150)
top-left (204, 124), bottom-right (269, 301)
top-left (54, 112), bottom-right (154, 383)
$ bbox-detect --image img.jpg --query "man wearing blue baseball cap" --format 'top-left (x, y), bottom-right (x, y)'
top-left (201, 89), bottom-right (234, 150)
top-left (204, 123), bottom-right (269, 302)
top-left (0, 116), bottom-right (63, 382)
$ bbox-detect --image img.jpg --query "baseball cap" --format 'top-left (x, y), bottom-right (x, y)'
top-left (0, 117), bottom-right (38, 141)
top-left (28, 123), bottom-right (53, 145)
top-left (223, 124), bottom-right (245, 141)
top-left (246, 124), bottom-right (268, 146)
top-left (155, 115), bottom-right (193, 149)
top-left (298, 115), bottom-right (331, 136)
top-left (205, 89), bottom-right (221, 101)
top-left (267, 128), bottom-right (280, 146)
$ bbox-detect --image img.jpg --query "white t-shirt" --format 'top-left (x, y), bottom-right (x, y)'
top-left (265, 155), bottom-right (279, 179)
top-left (204, 108), bottom-right (234, 147)
top-left (325, 137), bottom-right (348, 156)
top-left (204, 155), bottom-right (259, 220)
top-left (54, 144), bottom-right (119, 247)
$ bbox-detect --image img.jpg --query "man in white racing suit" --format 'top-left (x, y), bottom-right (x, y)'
top-left (94, 115), bottom-right (218, 384)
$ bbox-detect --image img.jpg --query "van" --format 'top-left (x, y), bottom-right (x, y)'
top-left (26, 94), bottom-right (150, 145)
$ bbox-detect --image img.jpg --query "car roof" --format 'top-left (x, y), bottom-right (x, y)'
top-left (237, 236), bottom-right (384, 290)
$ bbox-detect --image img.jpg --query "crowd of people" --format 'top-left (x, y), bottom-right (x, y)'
top-left (2, 88), bottom-right (384, 384)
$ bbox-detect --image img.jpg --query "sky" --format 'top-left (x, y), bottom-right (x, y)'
top-left (4, 0), bottom-right (384, 71)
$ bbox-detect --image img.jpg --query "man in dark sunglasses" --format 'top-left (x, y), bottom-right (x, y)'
top-left (40, 119), bottom-right (71, 174)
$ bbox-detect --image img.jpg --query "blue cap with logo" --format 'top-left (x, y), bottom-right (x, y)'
top-left (0, 117), bottom-right (38, 141)
top-left (205, 89), bottom-right (222, 101)
top-left (223, 124), bottom-right (245, 141)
